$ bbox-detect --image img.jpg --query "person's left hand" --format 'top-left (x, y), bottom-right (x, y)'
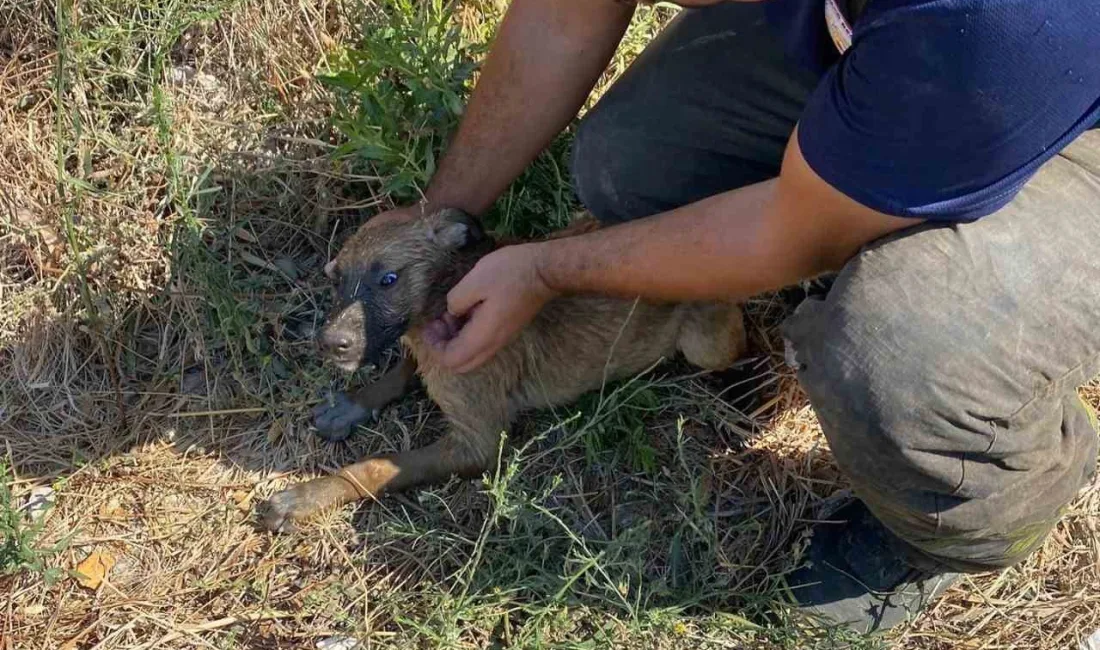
top-left (433, 242), bottom-right (558, 373)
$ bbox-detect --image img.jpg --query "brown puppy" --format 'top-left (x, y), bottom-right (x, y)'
top-left (259, 209), bottom-right (744, 532)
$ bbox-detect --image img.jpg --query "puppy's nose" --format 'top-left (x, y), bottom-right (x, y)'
top-left (318, 328), bottom-right (352, 354)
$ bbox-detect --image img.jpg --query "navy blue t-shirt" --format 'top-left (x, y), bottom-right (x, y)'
top-left (766, 0), bottom-right (1100, 221)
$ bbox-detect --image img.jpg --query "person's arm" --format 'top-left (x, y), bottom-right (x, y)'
top-left (377, 0), bottom-right (634, 227)
top-left (352, 0), bottom-right (745, 228)
top-left (536, 131), bottom-right (917, 300)
top-left (438, 129), bottom-right (923, 372)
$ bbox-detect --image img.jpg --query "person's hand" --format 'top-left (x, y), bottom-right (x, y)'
top-left (435, 242), bottom-right (558, 373)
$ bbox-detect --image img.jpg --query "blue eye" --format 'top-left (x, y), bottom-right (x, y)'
top-left (379, 271), bottom-right (398, 287)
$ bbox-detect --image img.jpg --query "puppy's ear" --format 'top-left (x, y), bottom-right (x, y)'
top-left (427, 209), bottom-right (486, 250)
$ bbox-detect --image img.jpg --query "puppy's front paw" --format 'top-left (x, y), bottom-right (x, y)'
top-left (311, 392), bottom-right (378, 442)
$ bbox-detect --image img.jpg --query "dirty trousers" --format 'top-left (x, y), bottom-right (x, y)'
top-left (571, 2), bottom-right (1100, 571)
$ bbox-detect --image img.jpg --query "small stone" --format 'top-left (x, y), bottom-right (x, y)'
top-left (274, 256), bottom-right (299, 280)
top-left (317, 637), bottom-right (360, 650)
top-left (1080, 628), bottom-right (1100, 650)
top-left (168, 65), bottom-right (195, 85)
top-left (23, 486), bottom-right (54, 522)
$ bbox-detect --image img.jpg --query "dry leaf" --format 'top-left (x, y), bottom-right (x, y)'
top-left (240, 251), bottom-right (279, 272)
top-left (233, 227), bottom-right (258, 243)
top-left (232, 490), bottom-right (252, 512)
top-left (267, 418), bottom-right (285, 444)
top-left (74, 550), bottom-right (116, 589)
top-left (98, 496), bottom-right (125, 519)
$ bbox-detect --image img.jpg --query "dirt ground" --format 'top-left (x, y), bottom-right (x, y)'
top-left (2, 1), bottom-right (1099, 648)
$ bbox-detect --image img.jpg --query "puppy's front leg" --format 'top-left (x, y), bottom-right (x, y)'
top-left (260, 413), bottom-right (505, 532)
top-left (312, 355), bottom-right (419, 442)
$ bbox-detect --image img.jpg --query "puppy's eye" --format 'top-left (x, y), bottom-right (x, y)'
top-left (379, 271), bottom-right (398, 287)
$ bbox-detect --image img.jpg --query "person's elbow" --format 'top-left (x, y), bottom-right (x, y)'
top-left (776, 128), bottom-right (923, 274)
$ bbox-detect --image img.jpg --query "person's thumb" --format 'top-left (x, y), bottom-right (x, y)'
top-left (440, 304), bottom-right (494, 371)
top-left (446, 264), bottom-right (483, 317)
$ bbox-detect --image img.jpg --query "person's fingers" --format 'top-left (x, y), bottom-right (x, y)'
top-left (440, 334), bottom-right (486, 373)
top-left (446, 265), bottom-right (485, 318)
top-left (440, 310), bottom-right (490, 369)
top-left (441, 311), bottom-right (463, 337)
top-left (452, 329), bottom-right (508, 373)
top-left (441, 304), bottom-right (504, 372)
top-left (451, 314), bottom-right (514, 373)
top-left (453, 347), bottom-right (500, 375)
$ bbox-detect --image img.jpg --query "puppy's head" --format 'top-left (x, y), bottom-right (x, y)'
top-left (317, 208), bottom-right (488, 371)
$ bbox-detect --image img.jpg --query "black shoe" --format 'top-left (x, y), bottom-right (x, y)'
top-left (784, 499), bottom-right (960, 633)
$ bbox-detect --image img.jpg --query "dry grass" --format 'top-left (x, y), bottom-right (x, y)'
top-left (1, 1), bottom-right (1099, 648)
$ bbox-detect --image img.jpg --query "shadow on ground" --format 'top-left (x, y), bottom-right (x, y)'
top-left (0, 132), bottom-right (857, 644)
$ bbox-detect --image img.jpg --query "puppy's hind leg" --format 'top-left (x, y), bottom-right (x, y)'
top-left (313, 355), bottom-right (418, 442)
top-left (677, 302), bottom-right (747, 371)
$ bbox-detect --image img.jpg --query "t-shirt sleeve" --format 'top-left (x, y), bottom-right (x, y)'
top-left (797, 1), bottom-right (1100, 221)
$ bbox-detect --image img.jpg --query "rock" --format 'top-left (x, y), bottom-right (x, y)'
top-left (316, 637), bottom-right (360, 650)
top-left (23, 486), bottom-right (54, 522)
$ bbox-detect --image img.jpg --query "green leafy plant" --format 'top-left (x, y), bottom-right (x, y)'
top-left (576, 384), bottom-right (663, 475)
top-left (0, 463), bottom-right (67, 584)
top-left (323, 0), bottom-right (587, 238)
top-left (323, 0), bottom-right (484, 203)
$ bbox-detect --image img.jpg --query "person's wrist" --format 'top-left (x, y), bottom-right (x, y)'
top-left (424, 180), bottom-right (499, 217)
top-left (383, 198), bottom-right (444, 224)
top-left (529, 241), bottom-right (562, 301)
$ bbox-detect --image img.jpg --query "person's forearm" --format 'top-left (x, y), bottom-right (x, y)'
top-left (532, 137), bottom-right (920, 304)
top-left (424, 0), bottom-right (635, 215)
top-left (534, 180), bottom-right (818, 303)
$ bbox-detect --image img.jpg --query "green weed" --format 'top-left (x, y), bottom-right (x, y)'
top-left (323, 0), bottom-right (485, 204)
top-left (574, 383), bottom-right (663, 475)
top-left (323, 0), bottom-right (587, 238)
top-left (0, 463), bottom-right (66, 584)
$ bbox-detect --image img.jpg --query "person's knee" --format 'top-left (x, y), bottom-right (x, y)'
top-left (782, 252), bottom-right (1095, 570)
top-left (570, 108), bottom-right (617, 223)
top-left (786, 297), bottom-right (998, 568)
top-left (571, 103), bottom-right (663, 225)
top-left (785, 292), bottom-right (951, 504)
